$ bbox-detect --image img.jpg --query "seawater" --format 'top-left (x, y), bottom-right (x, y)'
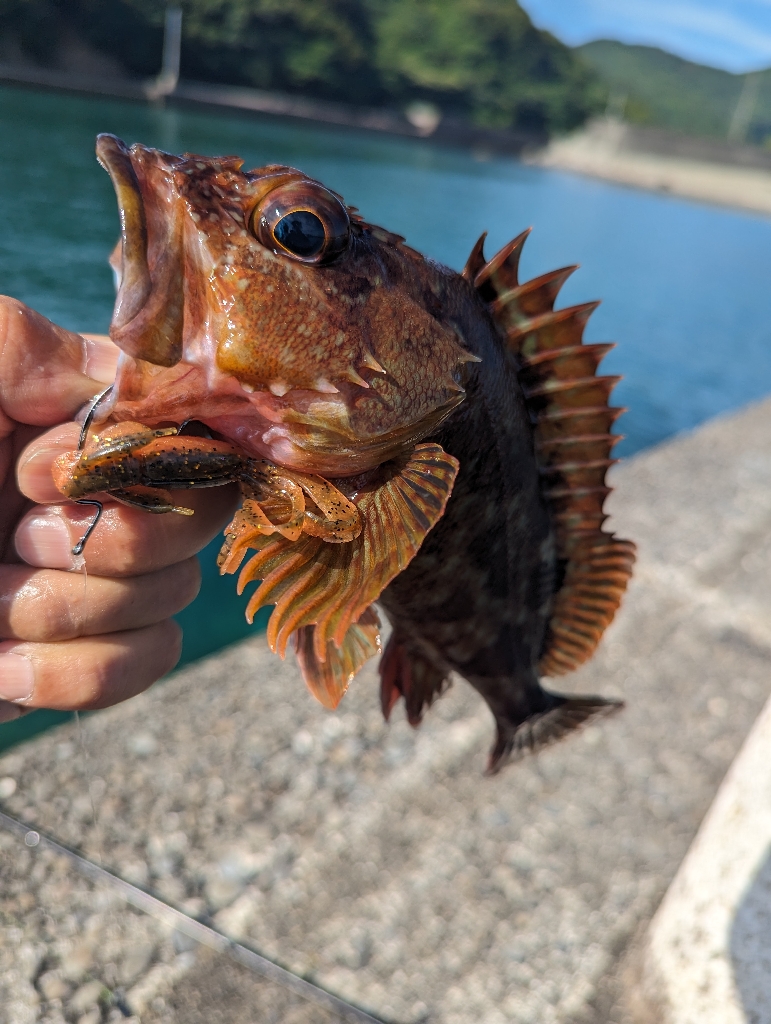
top-left (2, 84), bottom-right (771, 745)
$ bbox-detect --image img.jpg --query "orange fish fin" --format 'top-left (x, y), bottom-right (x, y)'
top-left (538, 536), bottom-right (636, 676)
top-left (475, 230), bottom-right (636, 676)
top-left (221, 442), bottom-right (459, 679)
top-left (379, 634), bottom-right (451, 726)
top-left (461, 231), bottom-right (487, 282)
top-left (294, 606), bottom-right (382, 710)
top-left (487, 694), bottom-right (623, 774)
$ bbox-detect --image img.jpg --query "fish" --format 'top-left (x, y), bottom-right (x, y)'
top-left (54, 134), bottom-right (635, 772)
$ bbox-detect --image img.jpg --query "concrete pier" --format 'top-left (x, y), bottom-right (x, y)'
top-left (2, 396), bottom-right (771, 1023)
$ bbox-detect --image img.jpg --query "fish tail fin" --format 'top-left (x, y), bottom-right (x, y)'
top-left (486, 694), bottom-right (623, 775)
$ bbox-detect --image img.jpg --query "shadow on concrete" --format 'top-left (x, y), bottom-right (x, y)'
top-left (730, 844), bottom-right (771, 1023)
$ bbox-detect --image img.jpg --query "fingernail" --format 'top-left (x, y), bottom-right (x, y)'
top-left (0, 654), bottom-right (34, 702)
top-left (15, 513), bottom-right (74, 570)
top-left (0, 700), bottom-right (22, 724)
top-left (83, 335), bottom-right (119, 385)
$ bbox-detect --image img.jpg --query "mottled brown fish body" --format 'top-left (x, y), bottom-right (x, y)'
top-left (53, 135), bottom-right (634, 772)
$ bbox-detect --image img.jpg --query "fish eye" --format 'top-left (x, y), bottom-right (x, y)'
top-left (251, 181), bottom-right (350, 265)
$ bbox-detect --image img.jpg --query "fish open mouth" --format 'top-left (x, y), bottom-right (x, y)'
top-left (96, 133), bottom-right (184, 367)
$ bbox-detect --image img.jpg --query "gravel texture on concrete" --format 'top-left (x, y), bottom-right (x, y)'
top-left (3, 397), bottom-right (771, 1024)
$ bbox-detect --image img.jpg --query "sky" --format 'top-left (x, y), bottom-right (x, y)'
top-left (518, 0), bottom-right (771, 73)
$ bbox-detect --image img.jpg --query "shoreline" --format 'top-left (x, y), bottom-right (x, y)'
top-left (528, 117), bottom-right (771, 217)
top-left (5, 66), bottom-right (771, 216)
top-left (0, 63), bottom-right (537, 156)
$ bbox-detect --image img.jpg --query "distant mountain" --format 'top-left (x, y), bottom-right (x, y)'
top-left (577, 39), bottom-right (771, 146)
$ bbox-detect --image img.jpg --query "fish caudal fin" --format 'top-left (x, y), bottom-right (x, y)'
top-left (379, 634), bottom-right (451, 726)
top-left (469, 232), bottom-right (636, 676)
top-left (486, 694), bottom-right (623, 775)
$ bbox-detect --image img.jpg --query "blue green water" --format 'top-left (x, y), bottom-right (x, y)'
top-left (2, 83), bottom-right (771, 747)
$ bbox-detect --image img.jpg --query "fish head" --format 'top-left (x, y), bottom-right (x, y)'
top-left (98, 134), bottom-right (478, 475)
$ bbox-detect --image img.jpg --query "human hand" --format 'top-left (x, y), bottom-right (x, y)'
top-left (0, 297), bottom-right (238, 724)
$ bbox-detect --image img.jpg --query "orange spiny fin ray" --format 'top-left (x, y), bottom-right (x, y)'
top-left (472, 228), bottom-right (531, 302)
top-left (219, 443), bottom-right (459, 704)
top-left (536, 434), bottom-right (620, 467)
top-left (462, 232), bottom-right (488, 283)
top-left (475, 227), bottom-right (636, 679)
top-left (535, 406), bottom-right (624, 442)
top-left (519, 344), bottom-right (616, 386)
top-left (507, 302), bottom-right (601, 359)
top-left (490, 266), bottom-right (577, 328)
top-left (294, 606), bottom-right (382, 710)
top-left (522, 375), bottom-right (621, 407)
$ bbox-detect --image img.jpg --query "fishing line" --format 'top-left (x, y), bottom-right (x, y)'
top-left (72, 525), bottom-right (103, 867)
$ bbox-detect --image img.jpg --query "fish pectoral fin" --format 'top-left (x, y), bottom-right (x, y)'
top-left (486, 694), bottom-right (623, 775)
top-left (294, 606), bottom-right (382, 710)
top-left (379, 634), bottom-right (451, 726)
top-left (222, 443), bottom-right (459, 699)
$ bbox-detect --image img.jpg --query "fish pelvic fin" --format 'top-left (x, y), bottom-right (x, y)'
top-left (379, 634), bottom-right (451, 726)
top-left (294, 606), bottom-right (381, 710)
top-left (486, 694), bottom-right (623, 775)
top-left (473, 229), bottom-right (636, 676)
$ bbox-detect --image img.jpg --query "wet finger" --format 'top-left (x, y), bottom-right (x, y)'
top-left (0, 558), bottom-right (200, 642)
top-left (0, 620), bottom-right (183, 712)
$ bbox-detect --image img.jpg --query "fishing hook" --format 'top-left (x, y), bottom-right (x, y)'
top-left (72, 500), bottom-right (104, 556)
top-left (77, 385), bottom-right (114, 451)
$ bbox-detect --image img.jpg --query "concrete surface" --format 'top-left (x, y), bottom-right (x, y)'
top-left (3, 396), bottom-right (771, 1023)
top-left (642, 692), bottom-right (771, 1024)
top-left (529, 117), bottom-right (771, 216)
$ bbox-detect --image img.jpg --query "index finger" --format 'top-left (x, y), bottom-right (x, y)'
top-left (0, 298), bottom-right (118, 429)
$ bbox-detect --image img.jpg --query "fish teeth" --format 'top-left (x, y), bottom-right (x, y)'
top-left (268, 381), bottom-right (290, 397)
top-left (360, 351), bottom-right (386, 374)
top-left (313, 377), bottom-right (340, 394)
top-left (241, 381), bottom-right (256, 394)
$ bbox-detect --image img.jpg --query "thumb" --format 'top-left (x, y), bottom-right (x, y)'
top-left (0, 297), bottom-right (118, 428)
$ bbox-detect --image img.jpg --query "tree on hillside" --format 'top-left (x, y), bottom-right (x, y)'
top-left (371, 0), bottom-right (603, 133)
top-left (0, 0), bottom-right (604, 134)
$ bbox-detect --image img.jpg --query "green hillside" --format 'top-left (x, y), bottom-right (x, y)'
top-left (578, 39), bottom-right (771, 145)
top-left (0, 0), bottom-right (604, 136)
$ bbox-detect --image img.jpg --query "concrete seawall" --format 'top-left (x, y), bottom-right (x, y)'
top-left (529, 118), bottom-right (771, 217)
top-left (2, 396), bottom-right (771, 1023)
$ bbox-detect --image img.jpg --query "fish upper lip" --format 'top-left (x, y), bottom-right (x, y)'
top-left (96, 134), bottom-right (151, 330)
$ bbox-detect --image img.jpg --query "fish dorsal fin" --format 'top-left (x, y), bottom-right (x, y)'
top-left (470, 231), bottom-right (636, 675)
top-left (218, 443), bottom-right (459, 702)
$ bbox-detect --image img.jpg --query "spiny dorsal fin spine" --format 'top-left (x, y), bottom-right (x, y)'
top-left (470, 229), bottom-right (636, 677)
top-left (490, 265), bottom-right (577, 326)
top-left (462, 232), bottom-right (488, 283)
top-left (508, 302), bottom-right (601, 359)
top-left (473, 227), bottom-right (531, 296)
